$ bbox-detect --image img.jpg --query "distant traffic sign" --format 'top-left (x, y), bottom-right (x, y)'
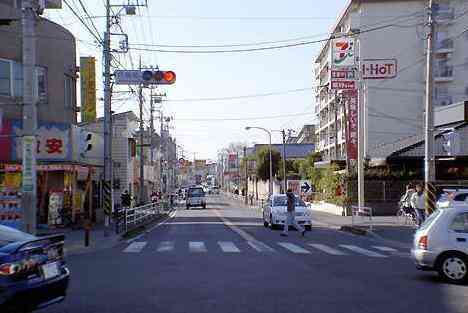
top-left (300, 180), bottom-right (312, 193)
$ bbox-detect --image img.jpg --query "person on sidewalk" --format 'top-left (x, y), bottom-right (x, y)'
top-left (121, 190), bottom-right (131, 208)
top-left (281, 189), bottom-right (306, 237)
top-left (411, 183), bottom-right (426, 227)
top-left (400, 183), bottom-right (415, 214)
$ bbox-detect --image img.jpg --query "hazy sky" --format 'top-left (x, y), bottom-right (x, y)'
top-left (44, 0), bottom-right (348, 160)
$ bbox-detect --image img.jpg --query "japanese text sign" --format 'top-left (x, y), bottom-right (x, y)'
top-left (343, 90), bottom-right (358, 161)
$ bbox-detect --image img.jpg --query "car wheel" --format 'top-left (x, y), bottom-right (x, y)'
top-left (437, 252), bottom-right (468, 283)
top-left (305, 225), bottom-right (312, 231)
top-left (270, 214), bottom-right (277, 230)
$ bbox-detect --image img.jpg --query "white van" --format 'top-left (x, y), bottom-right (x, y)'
top-left (186, 186), bottom-right (206, 209)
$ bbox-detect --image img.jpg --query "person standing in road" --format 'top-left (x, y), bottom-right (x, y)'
top-left (411, 183), bottom-right (426, 227)
top-left (281, 189), bottom-right (306, 237)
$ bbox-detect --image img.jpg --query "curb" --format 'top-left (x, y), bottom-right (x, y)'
top-left (340, 225), bottom-right (369, 236)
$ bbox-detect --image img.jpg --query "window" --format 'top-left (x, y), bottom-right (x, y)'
top-left (453, 193), bottom-right (468, 202)
top-left (0, 59), bottom-right (11, 96)
top-left (450, 212), bottom-right (468, 233)
top-left (0, 58), bottom-right (47, 102)
top-left (64, 76), bottom-right (73, 108)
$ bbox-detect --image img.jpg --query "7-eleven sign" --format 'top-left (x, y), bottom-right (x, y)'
top-left (332, 38), bottom-right (356, 67)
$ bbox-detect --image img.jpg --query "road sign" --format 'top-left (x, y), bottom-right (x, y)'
top-left (300, 180), bottom-right (312, 193)
top-left (114, 70), bottom-right (141, 85)
top-left (361, 59), bottom-right (397, 79)
top-left (332, 38), bottom-right (356, 68)
top-left (331, 80), bottom-right (356, 90)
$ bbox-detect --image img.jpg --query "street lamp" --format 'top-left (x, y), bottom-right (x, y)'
top-left (245, 126), bottom-right (273, 195)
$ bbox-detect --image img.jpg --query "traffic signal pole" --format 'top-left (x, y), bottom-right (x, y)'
top-left (424, 0), bottom-right (436, 214)
top-left (21, 0), bottom-right (38, 234)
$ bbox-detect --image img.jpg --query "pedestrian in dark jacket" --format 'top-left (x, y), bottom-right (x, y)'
top-left (121, 190), bottom-right (131, 208)
top-left (281, 189), bottom-right (306, 237)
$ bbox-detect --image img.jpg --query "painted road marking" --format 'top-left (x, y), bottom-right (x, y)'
top-left (247, 241), bottom-right (275, 252)
top-left (372, 246), bottom-right (398, 252)
top-left (308, 243), bottom-right (348, 256)
top-left (157, 241), bottom-right (175, 252)
top-left (278, 242), bottom-right (311, 254)
top-left (218, 241), bottom-right (241, 253)
top-left (123, 241), bottom-right (147, 253)
top-left (339, 245), bottom-right (387, 258)
top-left (189, 241), bottom-right (207, 253)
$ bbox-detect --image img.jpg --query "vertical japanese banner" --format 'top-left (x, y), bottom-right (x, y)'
top-left (22, 136), bottom-right (35, 192)
top-left (80, 57), bottom-right (96, 122)
top-left (344, 90), bottom-right (358, 161)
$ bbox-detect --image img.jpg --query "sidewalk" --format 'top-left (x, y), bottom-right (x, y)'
top-left (37, 223), bottom-right (122, 256)
top-left (311, 209), bottom-right (416, 248)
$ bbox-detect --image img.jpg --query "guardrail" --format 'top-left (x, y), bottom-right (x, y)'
top-left (351, 205), bottom-right (373, 231)
top-left (115, 202), bottom-right (161, 234)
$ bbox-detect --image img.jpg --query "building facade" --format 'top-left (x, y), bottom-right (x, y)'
top-left (314, 0), bottom-right (468, 161)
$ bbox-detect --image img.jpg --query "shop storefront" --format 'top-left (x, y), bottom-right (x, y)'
top-left (0, 163), bottom-right (98, 230)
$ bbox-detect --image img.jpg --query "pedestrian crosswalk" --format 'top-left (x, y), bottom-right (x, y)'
top-left (123, 240), bottom-right (407, 258)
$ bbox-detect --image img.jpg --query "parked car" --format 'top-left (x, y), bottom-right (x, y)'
top-left (437, 189), bottom-right (468, 208)
top-left (0, 225), bottom-right (70, 312)
top-left (262, 194), bottom-right (312, 231)
top-left (186, 186), bottom-right (207, 209)
top-left (411, 205), bottom-right (468, 283)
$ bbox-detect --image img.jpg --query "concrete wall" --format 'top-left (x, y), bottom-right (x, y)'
top-left (0, 3), bottom-right (77, 124)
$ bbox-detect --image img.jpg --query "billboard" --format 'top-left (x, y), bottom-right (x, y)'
top-left (195, 159), bottom-right (206, 170)
top-left (80, 57), bottom-right (96, 122)
top-left (227, 154), bottom-right (238, 172)
top-left (331, 38), bottom-right (356, 68)
top-left (344, 90), bottom-right (358, 161)
top-left (361, 59), bottom-right (397, 79)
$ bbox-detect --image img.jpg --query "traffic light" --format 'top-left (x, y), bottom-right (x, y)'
top-left (141, 70), bottom-right (176, 85)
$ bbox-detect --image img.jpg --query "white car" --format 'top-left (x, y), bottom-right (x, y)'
top-left (262, 194), bottom-right (312, 231)
top-left (437, 189), bottom-right (468, 208)
top-left (411, 205), bottom-right (468, 283)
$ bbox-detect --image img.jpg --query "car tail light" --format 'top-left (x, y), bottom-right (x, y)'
top-left (0, 258), bottom-right (40, 276)
top-left (418, 235), bottom-right (428, 250)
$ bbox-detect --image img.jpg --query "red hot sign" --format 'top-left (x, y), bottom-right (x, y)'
top-left (361, 59), bottom-right (397, 79)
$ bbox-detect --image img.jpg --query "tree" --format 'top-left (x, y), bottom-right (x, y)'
top-left (255, 146), bottom-right (282, 181)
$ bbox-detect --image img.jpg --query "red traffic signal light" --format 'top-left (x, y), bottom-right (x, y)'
top-left (152, 70), bottom-right (176, 85)
top-left (141, 70), bottom-right (176, 85)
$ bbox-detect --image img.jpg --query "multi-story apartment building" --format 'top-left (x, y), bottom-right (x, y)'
top-left (314, 0), bottom-right (468, 161)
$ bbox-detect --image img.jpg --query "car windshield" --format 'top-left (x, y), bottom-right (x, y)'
top-left (0, 225), bottom-right (36, 247)
top-left (188, 188), bottom-right (205, 197)
top-left (273, 196), bottom-right (306, 207)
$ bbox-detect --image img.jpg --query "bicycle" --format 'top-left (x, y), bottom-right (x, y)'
top-left (396, 201), bottom-right (417, 226)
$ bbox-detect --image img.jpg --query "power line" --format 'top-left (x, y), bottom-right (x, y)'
top-left (62, 0), bottom-right (103, 45)
top-left (126, 22), bottom-right (418, 54)
top-left (174, 112), bottom-right (316, 122)
top-left (76, 0), bottom-right (103, 43)
top-left (164, 87), bottom-right (313, 102)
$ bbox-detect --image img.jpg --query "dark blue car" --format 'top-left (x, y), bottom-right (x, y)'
top-left (0, 225), bottom-right (70, 313)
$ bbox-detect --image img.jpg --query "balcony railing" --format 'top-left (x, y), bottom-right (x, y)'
top-left (434, 7), bottom-right (455, 21)
top-left (434, 66), bottom-right (453, 79)
top-left (435, 38), bottom-right (454, 51)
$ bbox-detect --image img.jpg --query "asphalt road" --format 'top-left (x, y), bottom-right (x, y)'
top-left (39, 196), bottom-right (468, 313)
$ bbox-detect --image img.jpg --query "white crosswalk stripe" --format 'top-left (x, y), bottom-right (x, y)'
top-left (123, 241), bottom-right (147, 253)
top-left (372, 246), bottom-right (398, 252)
top-left (308, 243), bottom-right (348, 255)
top-left (189, 241), bottom-right (207, 253)
top-left (157, 241), bottom-right (175, 252)
top-left (278, 242), bottom-right (311, 254)
top-left (339, 245), bottom-right (387, 257)
top-left (247, 241), bottom-right (276, 252)
top-left (218, 241), bottom-right (241, 253)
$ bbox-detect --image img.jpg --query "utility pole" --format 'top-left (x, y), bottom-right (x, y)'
top-left (160, 111), bottom-right (164, 193)
top-left (356, 31), bottom-right (365, 212)
top-left (138, 57), bottom-right (145, 205)
top-left (425, 0), bottom-right (436, 214)
top-left (244, 146), bottom-right (248, 204)
top-left (21, 0), bottom-right (38, 234)
top-left (334, 91), bottom-right (339, 160)
top-left (281, 130), bottom-right (287, 193)
top-left (102, 0), bottom-right (113, 235)
top-left (149, 87), bottom-right (154, 168)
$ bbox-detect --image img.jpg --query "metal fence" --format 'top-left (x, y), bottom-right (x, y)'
top-left (115, 203), bottom-right (161, 234)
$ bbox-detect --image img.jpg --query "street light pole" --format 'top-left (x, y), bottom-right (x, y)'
top-left (245, 127), bottom-right (273, 195)
top-left (281, 130), bottom-right (287, 193)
